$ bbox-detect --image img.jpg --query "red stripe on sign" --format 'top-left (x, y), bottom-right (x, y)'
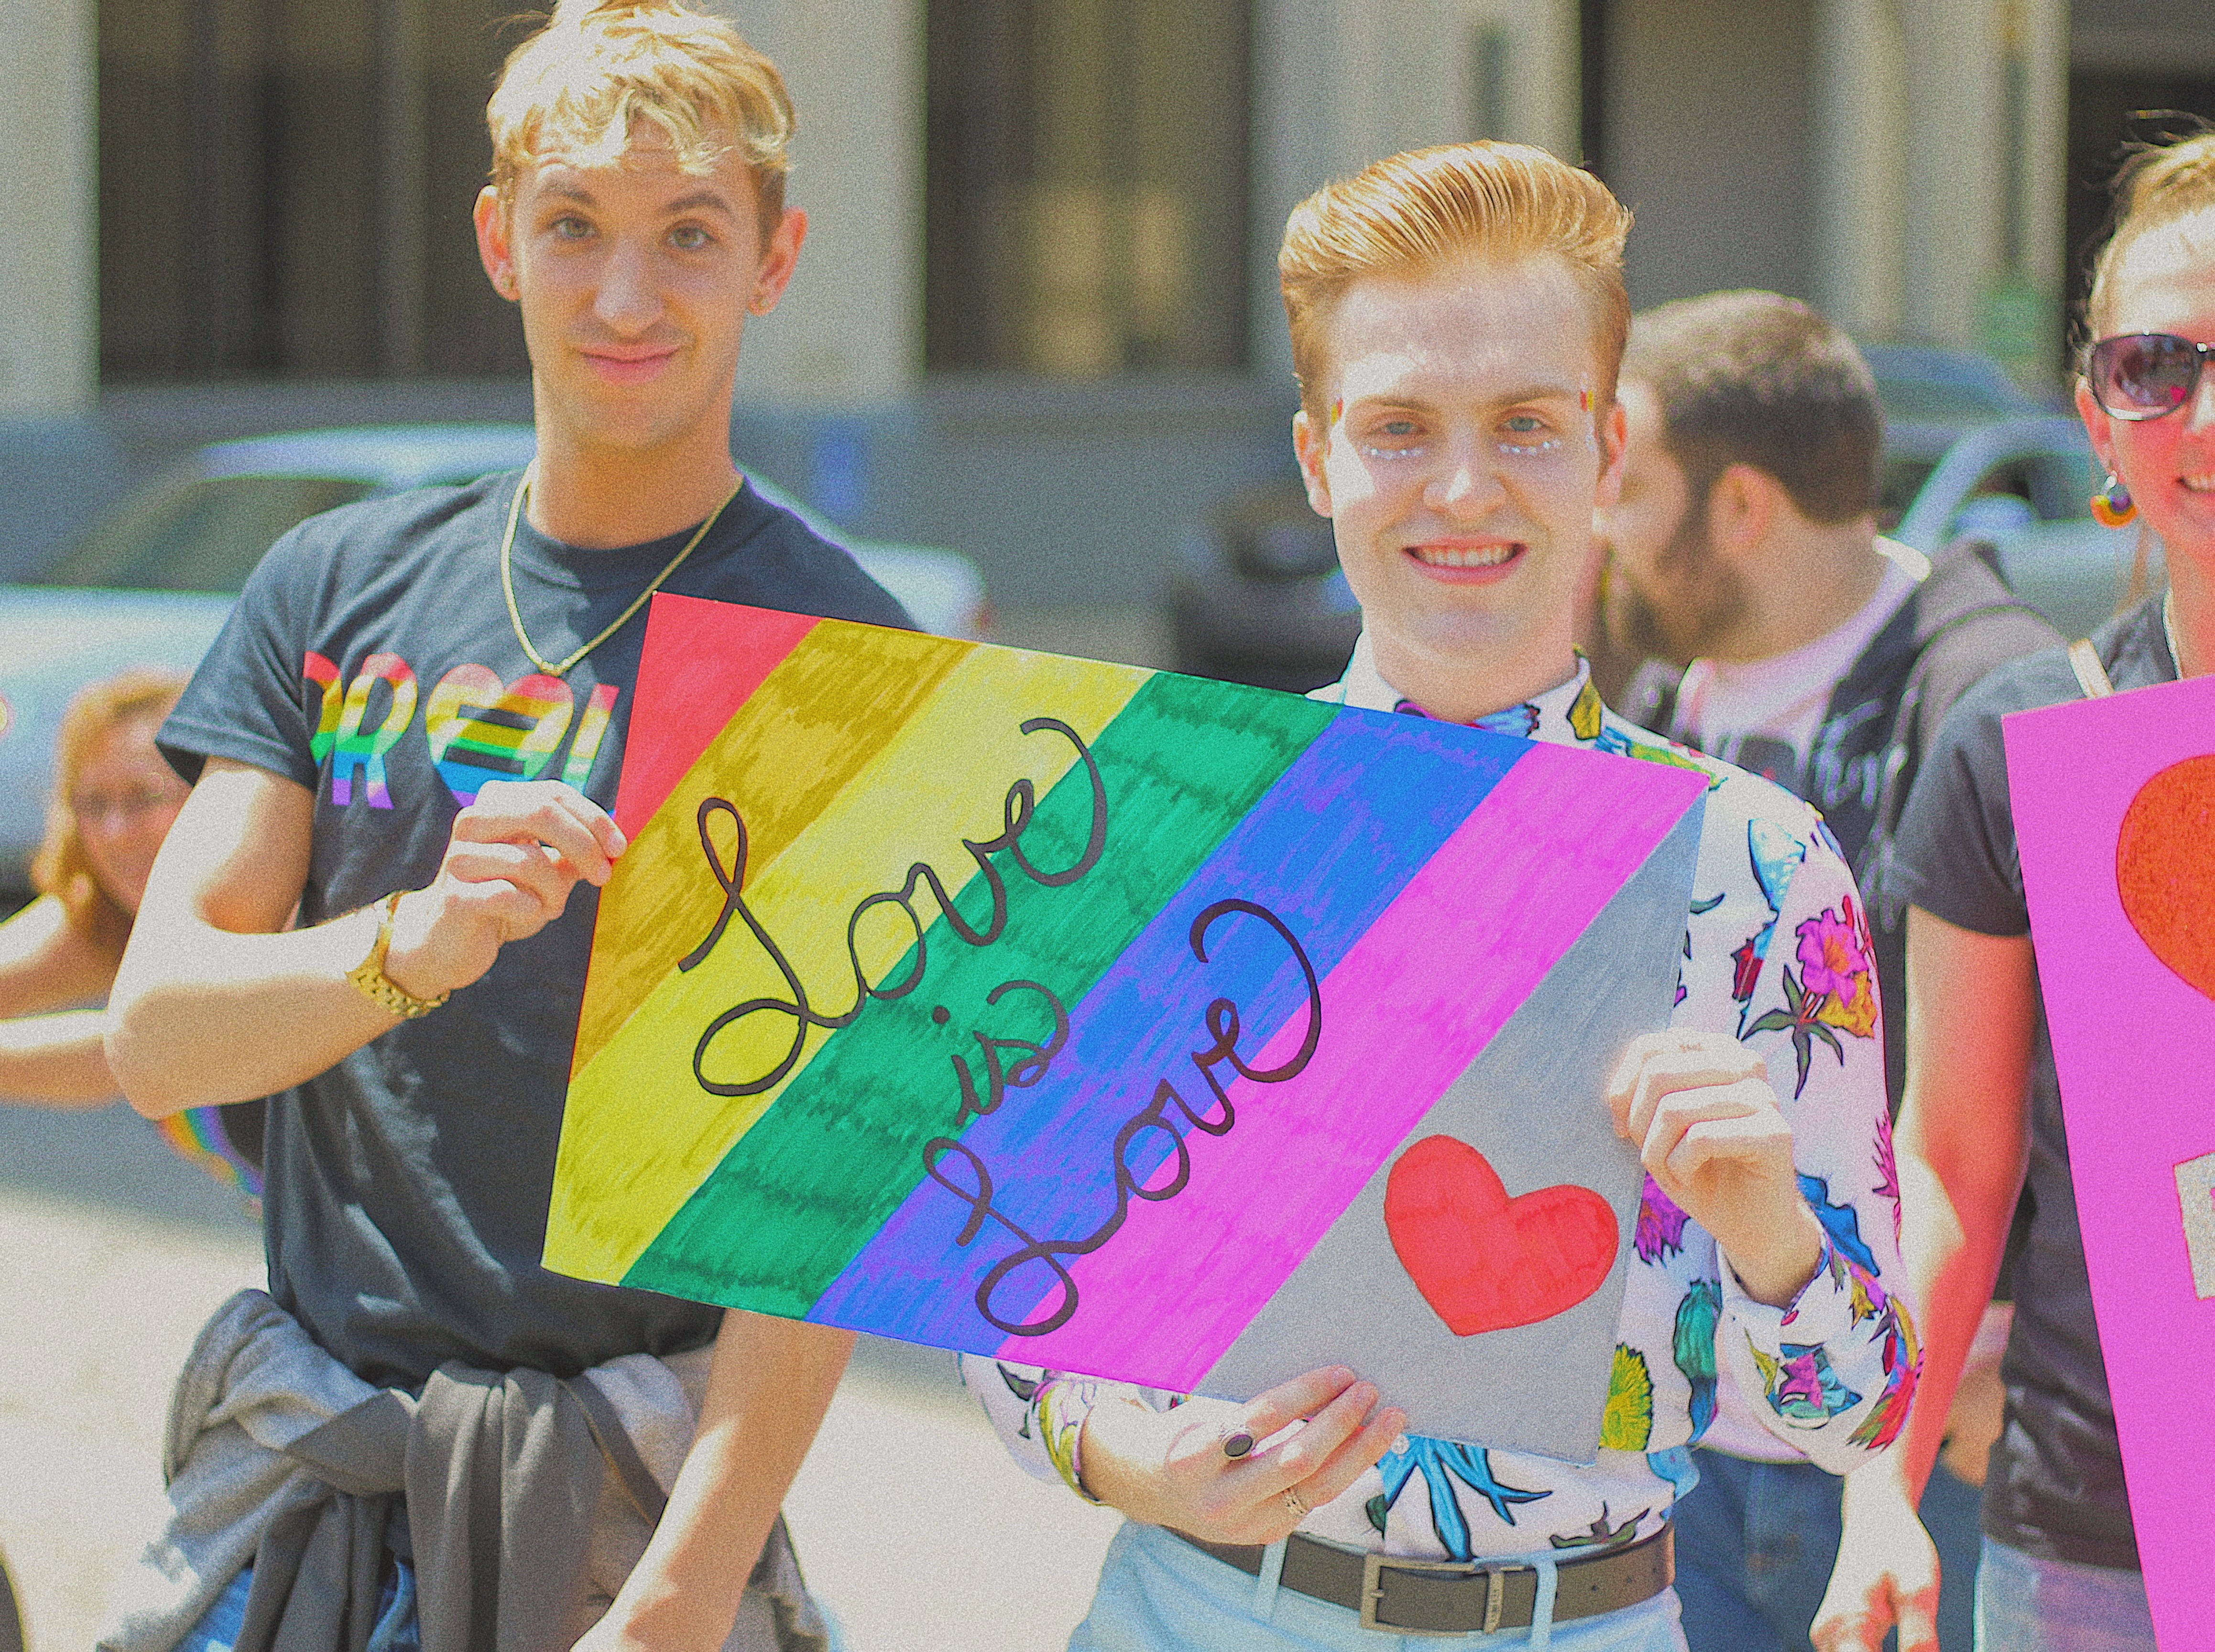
top-left (612, 596), bottom-right (819, 836)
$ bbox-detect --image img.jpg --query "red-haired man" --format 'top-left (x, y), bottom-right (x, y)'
top-left (969, 142), bottom-right (1917, 1652)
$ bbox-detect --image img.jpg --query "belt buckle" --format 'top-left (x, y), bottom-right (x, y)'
top-left (1359, 1552), bottom-right (1506, 1637)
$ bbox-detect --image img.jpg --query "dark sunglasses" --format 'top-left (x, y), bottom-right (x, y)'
top-left (2087, 332), bottom-right (2215, 420)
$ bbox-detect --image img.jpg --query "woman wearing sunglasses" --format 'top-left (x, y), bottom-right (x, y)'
top-left (1813, 133), bottom-right (2215, 1652)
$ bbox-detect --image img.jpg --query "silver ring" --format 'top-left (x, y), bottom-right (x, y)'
top-left (1222, 1430), bottom-right (1256, 1460)
top-left (1282, 1487), bottom-right (1309, 1520)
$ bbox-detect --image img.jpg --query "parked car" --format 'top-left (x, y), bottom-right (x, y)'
top-left (1172, 353), bottom-right (2142, 690)
top-left (1863, 341), bottom-right (2049, 529)
top-left (0, 424), bottom-right (986, 892)
top-left (1167, 482), bottom-right (1355, 693)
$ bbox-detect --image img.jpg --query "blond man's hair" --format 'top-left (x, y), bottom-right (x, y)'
top-left (32, 667), bottom-right (188, 954)
top-left (488, 0), bottom-right (796, 236)
top-left (1280, 142), bottom-right (1633, 427)
top-left (2084, 130), bottom-right (2215, 352)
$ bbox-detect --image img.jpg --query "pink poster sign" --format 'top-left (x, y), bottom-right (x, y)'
top-left (2006, 671), bottom-right (2215, 1650)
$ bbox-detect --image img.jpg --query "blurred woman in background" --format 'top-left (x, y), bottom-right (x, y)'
top-left (0, 668), bottom-right (255, 1652)
top-left (0, 667), bottom-right (259, 1196)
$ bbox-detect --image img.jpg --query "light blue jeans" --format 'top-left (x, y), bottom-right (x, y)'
top-left (1973, 1537), bottom-right (2153, 1652)
top-left (175, 1563), bottom-right (419, 1652)
top-left (1070, 1521), bottom-right (1687, 1652)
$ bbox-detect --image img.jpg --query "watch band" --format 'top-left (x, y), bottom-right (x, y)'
top-left (346, 891), bottom-right (449, 1019)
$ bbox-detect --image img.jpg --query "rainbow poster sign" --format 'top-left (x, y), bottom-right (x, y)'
top-left (547, 596), bottom-right (1708, 1456)
top-left (2008, 674), bottom-right (2215, 1650)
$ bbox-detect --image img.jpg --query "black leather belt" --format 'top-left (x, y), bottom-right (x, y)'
top-left (1171, 1524), bottom-right (1673, 1637)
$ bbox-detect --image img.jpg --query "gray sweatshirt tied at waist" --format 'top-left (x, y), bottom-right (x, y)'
top-left (100, 1290), bottom-right (827, 1652)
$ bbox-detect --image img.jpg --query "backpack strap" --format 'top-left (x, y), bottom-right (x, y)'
top-left (2068, 638), bottom-right (2116, 699)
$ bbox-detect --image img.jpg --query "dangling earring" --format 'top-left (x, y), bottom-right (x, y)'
top-left (2091, 472), bottom-right (2138, 529)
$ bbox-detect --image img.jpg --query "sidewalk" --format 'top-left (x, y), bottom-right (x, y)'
top-left (0, 1102), bottom-right (1119, 1652)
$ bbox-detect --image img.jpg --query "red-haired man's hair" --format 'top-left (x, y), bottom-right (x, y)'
top-left (1280, 142), bottom-right (1632, 427)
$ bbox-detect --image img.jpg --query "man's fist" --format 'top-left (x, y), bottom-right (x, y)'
top-left (383, 780), bottom-right (627, 1001)
top-left (1606, 1029), bottom-right (1822, 1306)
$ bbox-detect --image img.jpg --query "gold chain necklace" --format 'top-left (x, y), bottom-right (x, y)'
top-left (498, 462), bottom-right (743, 678)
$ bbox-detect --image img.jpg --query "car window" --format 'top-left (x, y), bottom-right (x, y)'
top-left (44, 473), bottom-right (376, 593)
top-left (1991, 520), bottom-right (2154, 641)
top-left (2028, 449), bottom-right (2097, 522)
top-left (1942, 452), bottom-right (2097, 542)
top-left (1871, 381), bottom-right (2024, 425)
top-left (1877, 457), bottom-right (1934, 530)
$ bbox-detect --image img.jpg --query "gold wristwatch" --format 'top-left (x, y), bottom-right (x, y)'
top-left (346, 891), bottom-right (449, 1019)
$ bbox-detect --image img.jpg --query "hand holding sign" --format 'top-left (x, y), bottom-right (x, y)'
top-left (387, 778), bottom-right (628, 1002)
top-left (1606, 1030), bottom-right (1823, 1308)
top-left (1083, 1366), bottom-right (1407, 1545)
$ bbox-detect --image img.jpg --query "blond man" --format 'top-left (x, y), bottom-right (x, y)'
top-left (967, 143), bottom-right (1916, 1652)
top-left (100, 4), bottom-right (902, 1647)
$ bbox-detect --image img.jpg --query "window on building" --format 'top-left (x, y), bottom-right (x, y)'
top-left (99, 0), bottom-right (528, 382)
top-left (924, 0), bottom-right (1253, 377)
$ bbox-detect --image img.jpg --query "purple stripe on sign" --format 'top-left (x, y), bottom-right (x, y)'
top-left (805, 709), bottom-right (1528, 1349)
top-left (1003, 742), bottom-right (1705, 1384)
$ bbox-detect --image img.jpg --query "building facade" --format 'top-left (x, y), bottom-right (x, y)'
top-left (1, 0), bottom-right (2209, 601)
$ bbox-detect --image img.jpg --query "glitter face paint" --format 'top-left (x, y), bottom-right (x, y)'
top-left (1498, 409), bottom-right (1564, 458)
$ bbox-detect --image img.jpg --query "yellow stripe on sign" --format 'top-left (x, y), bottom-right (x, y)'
top-left (546, 637), bottom-right (1150, 1284)
top-left (572, 624), bottom-right (970, 1079)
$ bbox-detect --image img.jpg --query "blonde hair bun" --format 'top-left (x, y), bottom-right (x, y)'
top-left (2083, 130), bottom-right (2215, 351)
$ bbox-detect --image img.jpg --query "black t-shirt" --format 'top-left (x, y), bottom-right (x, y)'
top-left (1889, 595), bottom-right (2172, 1571)
top-left (161, 472), bottom-right (910, 1389)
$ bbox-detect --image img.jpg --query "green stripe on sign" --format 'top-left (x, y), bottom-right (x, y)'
top-left (622, 671), bottom-right (1336, 1316)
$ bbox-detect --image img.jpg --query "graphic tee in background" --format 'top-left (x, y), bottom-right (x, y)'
top-left (1669, 550), bottom-right (1918, 797)
top-left (161, 472), bottom-right (909, 1390)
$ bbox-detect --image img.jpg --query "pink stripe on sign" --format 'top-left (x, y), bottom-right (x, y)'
top-left (999, 742), bottom-right (1705, 1383)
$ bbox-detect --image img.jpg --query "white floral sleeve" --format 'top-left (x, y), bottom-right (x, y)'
top-left (960, 1356), bottom-right (1105, 1498)
top-left (1712, 807), bottom-right (1917, 1474)
top-left (963, 1357), bottom-right (1195, 1503)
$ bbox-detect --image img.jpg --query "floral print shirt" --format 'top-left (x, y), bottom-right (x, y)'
top-left (964, 645), bottom-right (1916, 1562)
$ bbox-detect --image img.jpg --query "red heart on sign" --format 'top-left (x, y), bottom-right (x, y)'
top-left (1384, 1135), bottom-right (1619, 1337)
top-left (2117, 756), bottom-right (2215, 1002)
